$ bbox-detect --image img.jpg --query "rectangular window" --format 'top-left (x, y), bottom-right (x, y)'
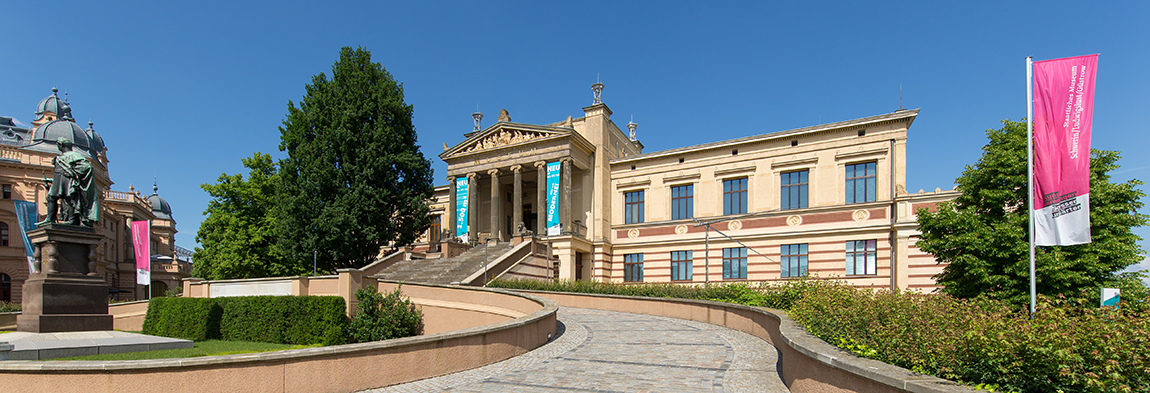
top-left (780, 244), bottom-right (808, 278)
top-left (722, 247), bottom-right (747, 279)
top-left (780, 170), bottom-right (808, 210)
top-left (429, 215), bottom-right (442, 243)
top-left (624, 191), bottom-right (645, 224)
top-left (624, 253), bottom-right (644, 282)
top-left (671, 250), bottom-right (693, 281)
top-left (845, 240), bottom-right (877, 276)
top-left (845, 162), bottom-right (877, 204)
top-left (723, 178), bottom-right (748, 215)
top-left (671, 185), bottom-right (694, 220)
top-left (2, 185), bottom-right (10, 200)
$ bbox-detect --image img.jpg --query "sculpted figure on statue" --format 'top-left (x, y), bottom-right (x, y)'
top-left (37, 137), bottom-right (99, 226)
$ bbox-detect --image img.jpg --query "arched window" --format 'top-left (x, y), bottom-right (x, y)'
top-left (1, 273), bottom-right (11, 303)
top-left (0, 222), bottom-right (9, 247)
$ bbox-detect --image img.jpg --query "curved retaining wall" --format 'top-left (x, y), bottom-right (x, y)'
top-left (517, 290), bottom-right (973, 393)
top-left (0, 284), bottom-right (557, 393)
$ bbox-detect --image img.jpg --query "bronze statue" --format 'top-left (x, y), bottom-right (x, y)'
top-left (37, 137), bottom-right (99, 226)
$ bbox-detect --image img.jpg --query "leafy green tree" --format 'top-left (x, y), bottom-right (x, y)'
top-left (276, 46), bottom-right (434, 271)
top-left (916, 120), bottom-right (1147, 305)
top-left (194, 153), bottom-right (302, 279)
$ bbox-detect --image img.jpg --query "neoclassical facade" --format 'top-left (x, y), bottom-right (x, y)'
top-left (424, 84), bottom-right (957, 291)
top-left (0, 89), bottom-right (190, 304)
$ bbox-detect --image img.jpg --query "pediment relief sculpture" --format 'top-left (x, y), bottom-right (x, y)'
top-left (463, 129), bottom-right (550, 153)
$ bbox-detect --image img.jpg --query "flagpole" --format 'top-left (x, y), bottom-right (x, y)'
top-left (1026, 56), bottom-right (1036, 314)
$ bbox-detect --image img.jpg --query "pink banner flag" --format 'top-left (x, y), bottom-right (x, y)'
top-left (132, 220), bottom-right (151, 285)
top-left (1032, 54), bottom-right (1097, 245)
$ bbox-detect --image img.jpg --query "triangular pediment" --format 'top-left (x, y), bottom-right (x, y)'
top-left (441, 124), bottom-right (570, 159)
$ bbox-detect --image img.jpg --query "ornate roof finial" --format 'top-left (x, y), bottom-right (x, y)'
top-left (626, 116), bottom-right (637, 141)
top-left (153, 177), bottom-right (158, 195)
top-left (472, 109), bottom-right (483, 131)
top-left (88, 119), bottom-right (94, 129)
top-left (497, 108), bottom-right (511, 123)
top-left (51, 86), bottom-right (58, 95)
top-left (591, 79), bottom-right (604, 105)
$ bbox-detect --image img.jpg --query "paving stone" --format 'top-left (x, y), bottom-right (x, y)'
top-left (363, 307), bottom-right (788, 393)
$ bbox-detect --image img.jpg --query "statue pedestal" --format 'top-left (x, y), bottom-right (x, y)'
top-left (17, 225), bottom-right (112, 333)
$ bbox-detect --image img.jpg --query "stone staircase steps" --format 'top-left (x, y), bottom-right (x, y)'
top-left (376, 242), bottom-right (514, 285)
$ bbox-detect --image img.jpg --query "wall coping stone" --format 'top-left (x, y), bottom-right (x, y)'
top-left (0, 284), bottom-right (557, 373)
top-left (509, 289), bottom-right (975, 393)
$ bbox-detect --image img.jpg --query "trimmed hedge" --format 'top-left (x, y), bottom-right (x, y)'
top-left (142, 295), bottom-right (348, 345)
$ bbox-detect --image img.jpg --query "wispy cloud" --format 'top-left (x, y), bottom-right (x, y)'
top-left (1113, 165), bottom-right (1150, 175)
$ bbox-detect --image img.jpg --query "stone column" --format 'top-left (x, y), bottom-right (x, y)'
top-left (467, 173), bottom-right (479, 243)
top-left (535, 161), bottom-right (547, 236)
top-left (447, 175), bottom-right (457, 238)
top-left (488, 169), bottom-right (501, 241)
top-left (511, 165), bottom-right (523, 235)
top-left (561, 158), bottom-right (572, 235)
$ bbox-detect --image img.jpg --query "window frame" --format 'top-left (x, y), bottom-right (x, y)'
top-left (670, 250), bottom-right (693, 281)
top-left (723, 178), bottom-right (748, 215)
top-left (624, 253), bottom-right (644, 282)
top-left (722, 247), bottom-right (747, 280)
top-left (624, 190), bottom-right (645, 224)
top-left (780, 243), bottom-right (808, 278)
top-left (2, 184), bottom-right (10, 200)
top-left (0, 273), bottom-right (9, 302)
top-left (670, 184), bottom-right (694, 220)
top-left (780, 170), bottom-right (809, 210)
top-left (845, 240), bottom-right (877, 276)
top-left (845, 162), bottom-right (877, 204)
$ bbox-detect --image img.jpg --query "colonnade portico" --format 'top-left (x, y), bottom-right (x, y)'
top-left (446, 157), bottom-right (576, 243)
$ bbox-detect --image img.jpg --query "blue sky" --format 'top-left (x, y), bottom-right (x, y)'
top-left (2, 1), bottom-right (1149, 274)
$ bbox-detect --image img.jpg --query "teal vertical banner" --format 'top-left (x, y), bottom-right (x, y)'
top-left (13, 200), bottom-right (37, 273)
top-left (546, 161), bottom-right (561, 235)
top-left (456, 177), bottom-right (469, 240)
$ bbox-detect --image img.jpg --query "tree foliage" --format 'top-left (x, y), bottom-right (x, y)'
top-left (916, 120), bottom-right (1147, 305)
top-left (194, 153), bottom-right (301, 280)
top-left (276, 46), bottom-right (434, 271)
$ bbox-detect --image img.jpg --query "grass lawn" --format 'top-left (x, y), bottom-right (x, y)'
top-left (0, 330), bottom-right (12, 334)
top-left (53, 340), bottom-right (320, 361)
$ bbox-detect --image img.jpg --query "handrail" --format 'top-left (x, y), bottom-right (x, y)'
top-left (460, 239), bottom-right (542, 286)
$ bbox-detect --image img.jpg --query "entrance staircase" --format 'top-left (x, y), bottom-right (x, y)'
top-left (375, 242), bottom-right (514, 285)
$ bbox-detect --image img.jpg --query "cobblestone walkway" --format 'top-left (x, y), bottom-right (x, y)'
top-left (365, 308), bottom-right (788, 392)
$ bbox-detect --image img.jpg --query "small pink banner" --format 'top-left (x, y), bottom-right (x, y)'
top-left (132, 220), bottom-right (151, 285)
top-left (1032, 54), bottom-right (1097, 245)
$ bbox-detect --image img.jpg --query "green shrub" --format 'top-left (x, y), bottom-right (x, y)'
top-left (788, 282), bottom-right (1150, 393)
top-left (143, 295), bottom-right (347, 345)
top-left (141, 297), bottom-right (222, 340)
top-left (0, 301), bottom-right (21, 313)
top-left (348, 286), bottom-right (423, 343)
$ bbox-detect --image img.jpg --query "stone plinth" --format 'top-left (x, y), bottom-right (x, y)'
top-left (17, 225), bottom-right (112, 333)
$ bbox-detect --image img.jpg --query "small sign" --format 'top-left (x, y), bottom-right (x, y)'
top-left (1101, 288), bottom-right (1120, 308)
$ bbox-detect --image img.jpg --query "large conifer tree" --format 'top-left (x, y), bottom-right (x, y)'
top-left (916, 120), bottom-right (1147, 305)
top-left (276, 47), bottom-right (433, 271)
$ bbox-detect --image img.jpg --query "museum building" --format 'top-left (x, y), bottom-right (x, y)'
top-left (419, 83), bottom-right (958, 291)
top-left (0, 88), bottom-right (191, 304)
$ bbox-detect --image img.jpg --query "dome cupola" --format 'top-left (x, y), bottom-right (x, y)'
top-left (35, 87), bottom-right (70, 121)
top-left (28, 119), bottom-right (100, 158)
top-left (85, 120), bottom-right (106, 155)
top-left (147, 182), bottom-right (173, 220)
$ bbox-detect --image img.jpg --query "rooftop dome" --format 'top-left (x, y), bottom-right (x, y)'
top-left (148, 183), bottom-right (173, 220)
top-left (28, 119), bottom-right (99, 158)
top-left (85, 120), bottom-right (105, 155)
top-left (35, 87), bottom-right (71, 121)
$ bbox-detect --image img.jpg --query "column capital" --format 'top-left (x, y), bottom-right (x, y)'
top-left (487, 168), bottom-right (500, 176)
top-left (510, 164), bottom-right (522, 173)
top-left (560, 157), bottom-right (573, 164)
top-left (534, 161), bottom-right (547, 169)
top-left (466, 172), bottom-right (479, 180)
top-left (446, 174), bottom-right (456, 181)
